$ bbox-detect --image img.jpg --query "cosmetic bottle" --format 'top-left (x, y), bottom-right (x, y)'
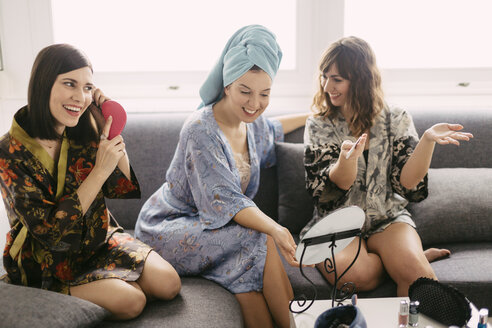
top-left (409, 301), bottom-right (419, 327)
top-left (478, 308), bottom-right (489, 328)
top-left (399, 300), bottom-right (409, 327)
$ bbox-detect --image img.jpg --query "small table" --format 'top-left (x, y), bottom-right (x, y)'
top-left (291, 297), bottom-right (491, 328)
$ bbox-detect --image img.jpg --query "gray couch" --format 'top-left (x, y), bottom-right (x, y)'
top-left (1, 108), bottom-right (491, 327)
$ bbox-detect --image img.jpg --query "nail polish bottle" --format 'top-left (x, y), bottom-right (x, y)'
top-left (409, 301), bottom-right (419, 327)
top-left (478, 308), bottom-right (489, 328)
top-left (399, 300), bottom-right (409, 327)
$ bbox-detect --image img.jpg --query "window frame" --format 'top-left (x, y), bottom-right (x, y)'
top-left (0, 0), bottom-right (491, 115)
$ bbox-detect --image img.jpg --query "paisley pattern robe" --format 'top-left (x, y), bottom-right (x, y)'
top-left (135, 106), bottom-right (283, 293)
top-left (302, 106), bottom-right (428, 238)
top-left (0, 107), bottom-right (151, 293)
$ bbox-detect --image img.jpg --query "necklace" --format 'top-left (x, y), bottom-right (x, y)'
top-left (36, 138), bottom-right (60, 149)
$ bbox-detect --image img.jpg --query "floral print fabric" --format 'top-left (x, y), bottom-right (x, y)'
top-left (302, 106), bottom-right (428, 238)
top-left (135, 106), bottom-right (283, 293)
top-left (0, 107), bottom-right (151, 293)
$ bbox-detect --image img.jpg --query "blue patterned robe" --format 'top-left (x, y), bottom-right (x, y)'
top-left (135, 106), bottom-right (283, 293)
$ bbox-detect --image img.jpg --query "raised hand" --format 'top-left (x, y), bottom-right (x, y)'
top-left (341, 133), bottom-right (368, 160)
top-left (95, 116), bottom-right (126, 179)
top-left (92, 87), bottom-right (111, 107)
top-left (424, 123), bottom-right (473, 145)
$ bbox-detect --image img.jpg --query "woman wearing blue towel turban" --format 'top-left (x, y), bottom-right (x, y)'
top-left (135, 25), bottom-right (309, 327)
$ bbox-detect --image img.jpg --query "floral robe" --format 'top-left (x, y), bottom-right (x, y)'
top-left (135, 106), bottom-right (283, 294)
top-left (0, 107), bottom-right (151, 293)
top-left (302, 106), bottom-right (428, 238)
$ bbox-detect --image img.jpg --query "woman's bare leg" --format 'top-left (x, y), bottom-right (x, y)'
top-left (234, 235), bottom-right (294, 328)
top-left (135, 251), bottom-right (181, 300)
top-left (367, 223), bottom-right (437, 296)
top-left (70, 251), bottom-right (180, 320)
top-left (263, 235), bottom-right (294, 328)
top-left (316, 237), bottom-right (386, 292)
top-left (235, 292), bottom-right (273, 328)
top-left (70, 278), bottom-right (147, 320)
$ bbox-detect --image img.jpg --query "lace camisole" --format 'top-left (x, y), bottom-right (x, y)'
top-left (233, 152), bottom-right (251, 193)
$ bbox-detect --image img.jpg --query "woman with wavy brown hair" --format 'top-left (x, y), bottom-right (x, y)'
top-left (302, 36), bottom-right (472, 295)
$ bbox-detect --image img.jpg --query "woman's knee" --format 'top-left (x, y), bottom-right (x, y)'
top-left (111, 287), bottom-right (147, 320)
top-left (159, 270), bottom-right (181, 300)
top-left (345, 268), bottom-right (384, 291)
top-left (140, 251), bottom-right (182, 300)
top-left (393, 258), bottom-right (436, 286)
top-left (317, 261), bottom-right (384, 291)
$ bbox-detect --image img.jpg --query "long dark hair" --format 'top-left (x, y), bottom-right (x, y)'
top-left (312, 36), bottom-right (385, 137)
top-left (25, 43), bottom-right (100, 144)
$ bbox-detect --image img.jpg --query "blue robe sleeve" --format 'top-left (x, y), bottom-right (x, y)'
top-left (253, 116), bottom-right (284, 169)
top-left (184, 127), bottom-right (257, 230)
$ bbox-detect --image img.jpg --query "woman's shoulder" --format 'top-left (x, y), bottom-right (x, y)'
top-left (181, 107), bottom-right (215, 137)
top-left (0, 132), bottom-right (14, 155)
top-left (387, 105), bottom-right (411, 120)
top-left (179, 107), bottom-right (225, 149)
top-left (306, 113), bottom-right (336, 131)
top-left (386, 105), bottom-right (416, 134)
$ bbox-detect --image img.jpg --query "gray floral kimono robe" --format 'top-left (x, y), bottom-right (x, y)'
top-left (302, 106), bottom-right (428, 238)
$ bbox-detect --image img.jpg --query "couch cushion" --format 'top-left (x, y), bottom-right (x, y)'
top-left (275, 142), bottom-right (314, 234)
top-left (410, 109), bottom-right (492, 168)
top-left (97, 277), bottom-right (243, 328)
top-left (252, 167), bottom-right (279, 220)
top-left (0, 282), bottom-right (108, 328)
top-left (408, 168), bottom-right (492, 245)
top-left (427, 242), bottom-right (492, 310)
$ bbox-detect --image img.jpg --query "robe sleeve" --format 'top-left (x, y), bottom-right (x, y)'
top-left (304, 116), bottom-right (348, 206)
top-left (184, 126), bottom-right (257, 230)
top-left (102, 165), bottom-right (141, 199)
top-left (0, 148), bottom-right (85, 254)
top-left (253, 116), bottom-right (284, 169)
top-left (389, 109), bottom-right (428, 202)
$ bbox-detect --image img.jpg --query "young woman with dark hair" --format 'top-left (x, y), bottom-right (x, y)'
top-left (0, 43), bottom-right (180, 320)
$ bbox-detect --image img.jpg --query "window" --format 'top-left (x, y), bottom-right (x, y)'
top-left (344, 0), bottom-right (492, 69)
top-left (1, 0), bottom-right (490, 115)
top-left (51, 0), bottom-right (296, 72)
top-left (49, 0), bottom-right (311, 110)
top-left (343, 0), bottom-right (492, 109)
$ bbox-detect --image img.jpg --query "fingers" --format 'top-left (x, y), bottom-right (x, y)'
top-left (428, 123), bottom-right (473, 146)
top-left (341, 140), bottom-right (354, 151)
top-left (342, 133), bottom-right (367, 160)
top-left (92, 88), bottom-right (111, 106)
top-left (447, 123), bottom-right (463, 131)
top-left (445, 136), bottom-right (460, 146)
top-left (436, 131), bottom-right (473, 146)
top-left (102, 116), bottom-right (113, 138)
top-left (453, 132), bottom-right (474, 140)
top-left (283, 249), bottom-right (300, 267)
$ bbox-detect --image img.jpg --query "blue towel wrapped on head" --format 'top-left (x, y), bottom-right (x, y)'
top-left (198, 24), bottom-right (283, 108)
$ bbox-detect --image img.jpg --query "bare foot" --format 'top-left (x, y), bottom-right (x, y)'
top-left (424, 248), bottom-right (451, 262)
